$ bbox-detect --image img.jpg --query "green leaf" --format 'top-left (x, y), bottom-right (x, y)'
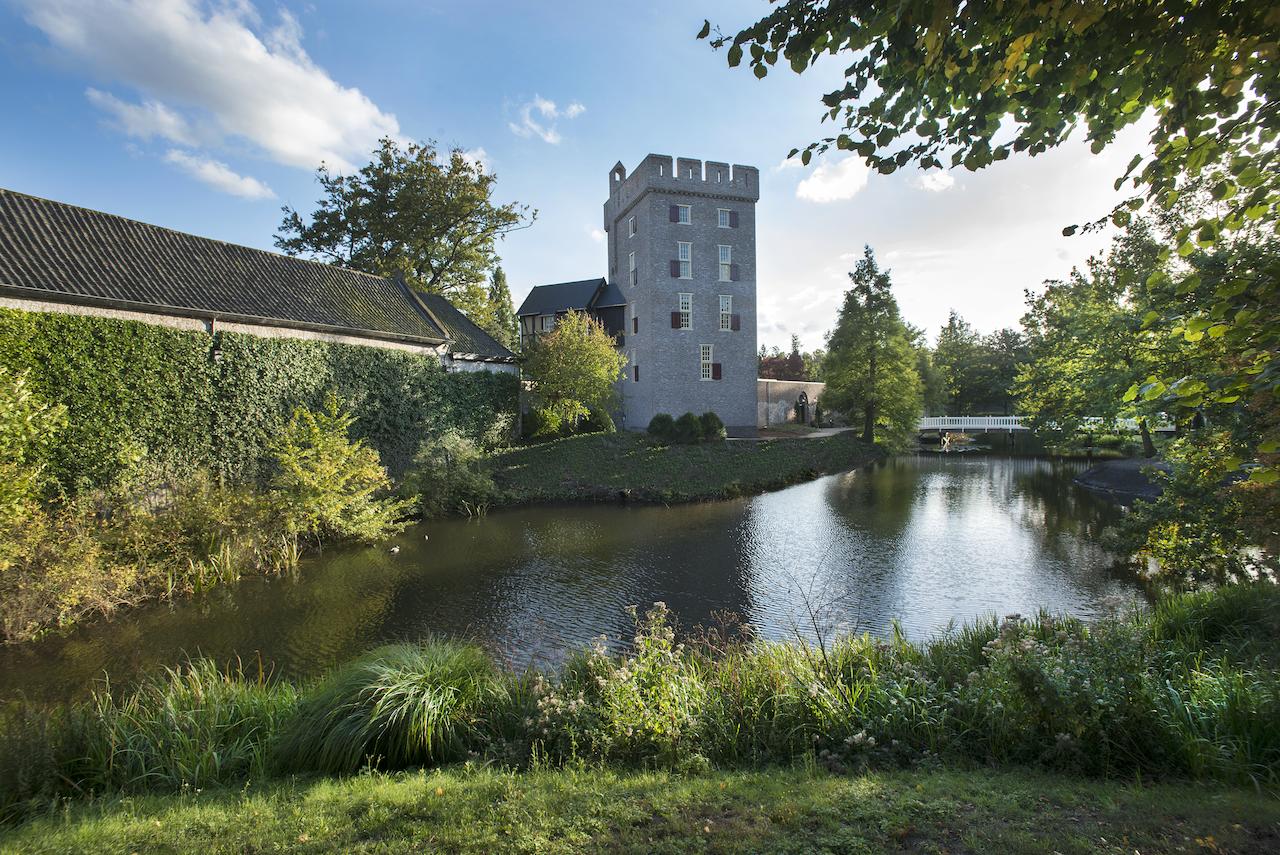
top-left (696, 19), bottom-right (710, 39)
top-left (1122, 383), bottom-right (1139, 402)
top-left (727, 44), bottom-right (743, 67)
top-left (1249, 467), bottom-right (1279, 485)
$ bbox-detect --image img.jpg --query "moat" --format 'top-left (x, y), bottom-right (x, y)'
top-left (0, 454), bottom-right (1141, 702)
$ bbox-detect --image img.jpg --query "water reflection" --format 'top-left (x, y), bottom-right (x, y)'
top-left (0, 455), bottom-right (1140, 703)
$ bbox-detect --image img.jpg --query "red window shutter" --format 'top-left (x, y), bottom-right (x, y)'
top-left (730, 263), bottom-right (740, 281)
top-left (633, 316), bottom-right (638, 333)
top-left (671, 311), bottom-right (681, 328)
top-left (731, 314), bottom-right (741, 331)
top-left (729, 210), bottom-right (739, 228)
top-left (711, 363), bottom-right (722, 380)
top-left (669, 205), bottom-right (679, 222)
top-left (669, 259), bottom-right (680, 277)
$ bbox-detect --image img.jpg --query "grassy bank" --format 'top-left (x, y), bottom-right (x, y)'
top-left (488, 430), bottom-right (881, 505)
top-left (4, 585), bottom-right (1279, 829)
top-left (4, 765), bottom-right (1278, 854)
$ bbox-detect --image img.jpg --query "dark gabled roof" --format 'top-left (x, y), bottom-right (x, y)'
top-left (416, 292), bottom-right (515, 361)
top-left (516, 277), bottom-right (606, 316)
top-left (0, 188), bottom-right (449, 347)
top-left (592, 280), bottom-right (626, 308)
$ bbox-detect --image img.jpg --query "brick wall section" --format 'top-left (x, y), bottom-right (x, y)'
top-left (603, 155), bottom-right (760, 431)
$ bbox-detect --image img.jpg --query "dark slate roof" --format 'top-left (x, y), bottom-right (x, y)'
top-left (416, 293), bottom-right (515, 361)
top-left (593, 280), bottom-right (626, 308)
top-left (517, 277), bottom-right (606, 316)
top-left (0, 188), bottom-right (451, 347)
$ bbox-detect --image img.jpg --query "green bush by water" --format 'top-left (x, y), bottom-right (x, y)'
top-left (4, 585), bottom-right (1279, 823)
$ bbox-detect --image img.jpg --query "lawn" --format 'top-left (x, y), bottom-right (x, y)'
top-left (4, 765), bottom-right (1277, 854)
top-left (488, 430), bottom-right (881, 505)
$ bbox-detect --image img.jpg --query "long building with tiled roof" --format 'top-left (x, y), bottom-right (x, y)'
top-left (0, 188), bottom-right (516, 370)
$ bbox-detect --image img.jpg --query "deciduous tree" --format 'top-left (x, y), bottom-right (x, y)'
top-left (523, 311), bottom-right (627, 434)
top-left (276, 139), bottom-right (533, 324)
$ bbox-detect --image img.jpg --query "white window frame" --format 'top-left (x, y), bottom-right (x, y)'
top-left (628, 251), bottom-right (637, 286)
top-left (539, 314), bottom-right (555, 332)
top-left (700, 344), bottom-right (714, 380)
top-left (676, 204), bottom-right (691, 225)
top-left (677, 242), bottom-right (692, 279)
top-left (628, 216), bottom-right (636, 237)
top-left (719, 295), bottom-right (732, 331)
top-left (717, 208), bottom-right (731, 228)
top-left (678, 292), bottom-right (692, 329)
top-left (718, 245), bottom-right (732, 282)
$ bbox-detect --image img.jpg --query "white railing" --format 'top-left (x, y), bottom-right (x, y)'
top-left (918, 416), bottom-right (1176, 432)
top-left (919, 416), bottom-right (1026, 431)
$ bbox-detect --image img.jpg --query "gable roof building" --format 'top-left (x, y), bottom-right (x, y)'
top-left (515, 277), bottom-right (626, 351)
top-left (0, 188), bottom-right (516, 370)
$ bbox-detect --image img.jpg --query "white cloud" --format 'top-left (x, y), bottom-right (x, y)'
top-left (586, 226), bottom-right (605, 243)
top-left (460, 147), bottom-right (490, 172)
top-left (774, 155), bottom-right (804, 171)
top-left (795, 156), bottom-right (871, 203)
top-left (164, 149), bottom-right (275, 199)
top-left (508, 95), bottom-right (585, 144)
top-left (21, 0), bottom-right (400, 173)
top-left (86, 88), bottom-right (197, 145)
top-left (911, 171), bottom-right (956, 192)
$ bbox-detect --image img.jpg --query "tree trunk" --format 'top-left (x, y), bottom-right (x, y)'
top-left (1138, 417), bottom-right (1157, 458)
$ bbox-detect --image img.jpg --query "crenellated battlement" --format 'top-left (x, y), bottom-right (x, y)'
top-left (604, 154), bottom-right (759, 227)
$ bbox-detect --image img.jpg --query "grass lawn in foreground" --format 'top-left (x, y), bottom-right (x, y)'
top-left (488, 430), bottom-right (881, 505)
top-left (4, 765), bottom-right (1277, 854)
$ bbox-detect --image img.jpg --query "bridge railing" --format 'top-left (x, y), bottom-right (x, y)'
top-left (918, 416), bottom-right (1176, 432)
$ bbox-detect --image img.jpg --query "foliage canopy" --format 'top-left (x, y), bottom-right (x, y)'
top-left (523, 311), bottom-right (627, 433)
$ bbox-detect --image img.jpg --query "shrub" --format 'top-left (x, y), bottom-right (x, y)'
top-left (275, 642), bottom-right (512, 773)
top-left (699, 411), bottom-right (726, 441)
top-left (403, 430), bottom-right (496, 517)
top-left (647, 413), bottom-right (676, 442)
top-left (269, 394), bottom-right (412, 544)
top-left (526, 406), bottom-right (565, 439)
top-left (673, 412), bottom-right (704, 444)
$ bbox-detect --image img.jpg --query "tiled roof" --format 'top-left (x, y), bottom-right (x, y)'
top-left (416, 292), bottom-right (515, 361)
top-left (0, 188), bottom-right (451, 347)
top-left (516, 277), bottom-right (606, 316)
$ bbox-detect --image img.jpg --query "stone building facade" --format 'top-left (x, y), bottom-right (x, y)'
top-left (605, 154), bottom-right (759, 432)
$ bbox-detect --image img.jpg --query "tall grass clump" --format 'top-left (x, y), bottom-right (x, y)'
top-left (275, 641), bottom-right (518, 774)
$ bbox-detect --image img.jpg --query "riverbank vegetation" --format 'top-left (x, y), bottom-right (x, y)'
top-left (2, 585), bottom-right (1277, 834)
top-left (487, 429), bottom-right (880, 505)
top-left (0, 373), bottom-right (410, 644)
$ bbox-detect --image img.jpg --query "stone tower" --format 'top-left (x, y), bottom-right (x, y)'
top-left (602, 154), bottom-right (759, 433)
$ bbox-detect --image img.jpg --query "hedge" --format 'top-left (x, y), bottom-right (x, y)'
top-left (0, 308), bottom-right (518, 489)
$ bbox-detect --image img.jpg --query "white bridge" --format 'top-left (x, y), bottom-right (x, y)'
top-left (918, 416), bottom-right (1175, 433)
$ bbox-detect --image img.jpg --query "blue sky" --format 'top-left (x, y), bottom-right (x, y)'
top-left (1, 0), bottom-right (1148, 350)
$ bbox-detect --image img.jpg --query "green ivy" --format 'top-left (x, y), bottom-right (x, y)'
top-left (0, 309), bottom-right (518, 490)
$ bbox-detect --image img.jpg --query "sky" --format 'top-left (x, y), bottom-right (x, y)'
top-left (0, 0), bottom-right (1151, 350)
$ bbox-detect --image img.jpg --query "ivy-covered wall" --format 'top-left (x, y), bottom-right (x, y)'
top-left (0, 308), bottom-right (518, 490)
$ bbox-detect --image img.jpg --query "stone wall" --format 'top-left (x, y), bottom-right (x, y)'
top-left (758, 379), bottom-right (826, 427)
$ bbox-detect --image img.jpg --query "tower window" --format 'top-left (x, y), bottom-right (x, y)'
top-left (628, 216), bottom-right (636, 237)
top-left (717, 208), bottom-right (731, 228)
top-left (677, 242), bottom-right (691, 278)
top-left (676, 205), bottom-right (691, 225)
top-left (719, 295), bottom-right (732, 331)
top-left (629, 251), bottom-right (637, 286)
top-left (700, 344), bottom-right (714, 380)
top-left (718, 245), bottom-right (732, 281)
top-left (678, 293), bottom-right (692, 329)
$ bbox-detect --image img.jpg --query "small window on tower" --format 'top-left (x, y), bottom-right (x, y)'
top-left (676, 205), bottom-right (691, 225)
top-left (717, 208), bottom-right (731, 228)
top-left (628, 216), bottom-right (636, 237)
top-left (677, 242), bottom-right (692, 279)
top-left (700, 344), bottom-right (714, 380)
top-left (678, 293), bottom-right (692, 329)
top-left (719, 295), bottom-right (732, 331)
top-left (718, 245), bottom-right (732, 282)
top-left (629, 251), bottom-right (637, 286)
